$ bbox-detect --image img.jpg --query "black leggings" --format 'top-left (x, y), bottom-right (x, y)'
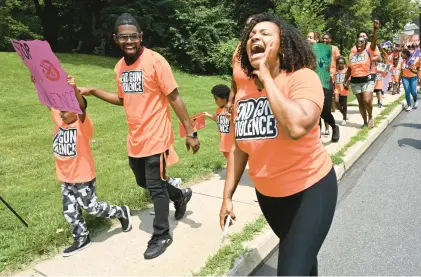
top-left (256, 168), bottom-right (338, 276)
top-left (320, 88), bottom-right (336, 129)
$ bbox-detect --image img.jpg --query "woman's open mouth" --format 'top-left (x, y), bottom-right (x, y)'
top-left (250, 44), bottom-right (266, 60)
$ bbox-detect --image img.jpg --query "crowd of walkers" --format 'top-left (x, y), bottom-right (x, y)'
top-left (27, 9), bottom-right (421, 276)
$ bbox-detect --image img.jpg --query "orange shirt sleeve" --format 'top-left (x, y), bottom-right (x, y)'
top-left (153, 54), bottom-right (179, 96)
top-left (288, 69), bottom-right (324, 110)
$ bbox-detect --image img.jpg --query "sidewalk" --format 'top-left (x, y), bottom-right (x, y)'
top-left (19, 91), bottom-right (403, 276)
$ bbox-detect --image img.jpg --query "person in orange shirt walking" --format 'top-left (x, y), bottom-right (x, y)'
top-left (204, 84), bottom-right (234, 160)
top-left (344, 21), bottom-right (381, 129)
top-left (31, 75), bottom-right (132, 257)
top-left (219, 13), bottom-right (337, 275)
top-left (79, 13), bottom-right (199, 259)
top-left (390, 57), bottom-right (401, 95)
top-left (334, 57), bottom-right (350, 125)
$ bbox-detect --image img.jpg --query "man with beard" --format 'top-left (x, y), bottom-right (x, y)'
top-left (79, 13), bottom-right (199, 260)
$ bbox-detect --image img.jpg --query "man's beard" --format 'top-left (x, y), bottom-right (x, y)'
top-left (124, 47), bottom-right (142, 65)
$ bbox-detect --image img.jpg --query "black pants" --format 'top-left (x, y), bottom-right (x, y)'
top-left (337, 95), bottom-right (348, 120)
top-left (256, 168), bottom-right (337, 276)
top-left (129, 153), bottom-right (183, 237)
top-left (320, 88), bottom-right (336, 129)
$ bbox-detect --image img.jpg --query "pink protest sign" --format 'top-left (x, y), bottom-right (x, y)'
top-left (11, 40), bottom-right (82, 114)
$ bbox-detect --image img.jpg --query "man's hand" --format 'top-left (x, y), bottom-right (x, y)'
top-left (186, 137), bottom-right (200, 153)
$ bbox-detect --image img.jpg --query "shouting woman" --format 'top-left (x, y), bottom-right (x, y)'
top-left (219, 13), bottom-right (337, 276)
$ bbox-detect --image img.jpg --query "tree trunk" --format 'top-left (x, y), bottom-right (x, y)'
top-left (33, 0), bottom-right (59, 51)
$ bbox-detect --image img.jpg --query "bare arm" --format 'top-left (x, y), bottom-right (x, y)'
top-left (66, 76), bottom-right (87, 122)
top-left (204, 112), bottom-right (217, 122)
top-left (343, 67), bottom-right (352, 89)
top-left (223, 141), bottom-right (248, 200)
top-left (262, 77), bottom-right (321, 140)
top-left (168, 89), bottom-right (200, 153)
top-left (79, 87), bottom-right (123, 106)
top-left (219, 140), bottom-right (248, 229)
top-left (370, 20), bottom-right (379, 52)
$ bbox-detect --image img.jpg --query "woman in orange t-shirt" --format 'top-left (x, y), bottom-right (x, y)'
top-left (219, 13), bottom-right (337, 276)
top-left (344, 21), bottom-right (380, 129)
top-left (400, 48), bottom-right (419, 111)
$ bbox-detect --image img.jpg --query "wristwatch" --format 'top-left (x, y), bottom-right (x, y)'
top-left (187, 132), bottom-right (198, 138)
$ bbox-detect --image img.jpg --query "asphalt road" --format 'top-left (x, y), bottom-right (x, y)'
top-left (251, 107), bottom-right (421, 276)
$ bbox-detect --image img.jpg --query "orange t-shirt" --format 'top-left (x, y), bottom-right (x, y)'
top-left (330, 45), bottom-right (341, 77)
top-left (400, 59), bottom-right (420, 78)
top-left (115, 48), bottom-right (177, 158)
top-left (351, 44), bottom-right (380, 74)
top-left (390, 65), bottom-right (401, 82)
top-left (334, 68), bottom-right (349, 96)
top-left (52, 109), bottom-right (96, 183)
top-left (216, 107), bottom-right (234, 153)
top-left (386, 53), bottom-right (394, 65)
top-left (374, 70), bottom-right (387, 90)
top-left (349, 48), bottom-right (376, 77)
top-left (233, 68), bottom-right (332, 197)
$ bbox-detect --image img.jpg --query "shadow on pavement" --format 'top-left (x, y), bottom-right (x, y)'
top-left (398, 138), bottom-right (421, 150)
top-left (394, 123), bottom-right (421, 129)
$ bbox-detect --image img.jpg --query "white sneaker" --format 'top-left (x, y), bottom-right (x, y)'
top-left (170, 177), bottom-right (182, 188)
top-left (406, 106), bottom-right (412, 112)
top-left (341, 120), bottom-right (347, 126)
top-left (414, 101), bottom-right (418, 109)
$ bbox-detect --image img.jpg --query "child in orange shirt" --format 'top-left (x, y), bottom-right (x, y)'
top-left (204, 84), bottom-right (234, 160)
top-left (334, 57), bottom-right (350, 125)
top-left (31, 75), bottom-right (131, 257)
top-left (374, 61), bottom-right (388, 108)
top-left (390, 57), bottom-right (401, 95)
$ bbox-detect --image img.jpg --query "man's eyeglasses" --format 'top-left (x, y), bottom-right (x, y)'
top-left (116, 33), bottom-right (141, 43)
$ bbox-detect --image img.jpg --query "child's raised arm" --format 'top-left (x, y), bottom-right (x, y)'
top-left (67, 75), bottom-right (87, 122)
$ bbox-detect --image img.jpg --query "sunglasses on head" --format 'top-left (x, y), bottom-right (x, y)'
top-left (116, 33), bottom-right (141, 43)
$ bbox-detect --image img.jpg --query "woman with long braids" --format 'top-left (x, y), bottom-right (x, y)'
top-left (219, 13), bottom-right (337, 276)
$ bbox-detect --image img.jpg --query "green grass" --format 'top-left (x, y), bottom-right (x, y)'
top-left (330, 94), bottom-right (405, 165)
top-left (194, 216), bottom-right (267, 276)
top-left (0, 52), bottom-right (229, 272)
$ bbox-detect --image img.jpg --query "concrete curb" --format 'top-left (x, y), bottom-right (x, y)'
top-left (225, 99), bottom-right (405, 276)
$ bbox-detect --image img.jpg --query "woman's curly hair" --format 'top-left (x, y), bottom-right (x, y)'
top-left (237, 13), bottom-right (316, 78)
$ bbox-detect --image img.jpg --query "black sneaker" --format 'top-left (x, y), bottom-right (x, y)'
top-left (118, 205), bottom-right (132, 232)
top-left (62, 236), bottom-right (91, 257)
top-left (174, 188), bottom-right (192, 220)
top-left (331, 125), bottom-right (340, 143)
top-left (144, 235), bottom-right (173, 259)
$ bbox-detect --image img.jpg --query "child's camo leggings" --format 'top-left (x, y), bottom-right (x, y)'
top-left (61, 178), bottom-right (125, 241)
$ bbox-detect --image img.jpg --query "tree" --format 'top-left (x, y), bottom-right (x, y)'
top-left (272, 0), bottom-right (328, 35)
top-left (373, 0), bottom-right (418, 41)
top-left (0, 0), bottom-right (42, 50)
top-left (168, 0), bottom-right (236, 73)
top-left (33, 0), bottom-right (59, 51)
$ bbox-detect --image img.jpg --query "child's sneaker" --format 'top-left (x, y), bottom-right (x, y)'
top-left (119, 205), bottom-right (132, 232)
top-left (378, 102), bottom-right (383, 108)
top-left (341, 120), bottom-right (347, 126)
top-left (169, 177), bottom-right (182, 188)
top-left (414, 101), bottom-right (418, 109)
top-left (62, 236), bottom-right (91, 257)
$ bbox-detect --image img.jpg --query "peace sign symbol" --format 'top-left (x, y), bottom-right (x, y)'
top-left (40, 59), bottom-right (60, 81)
